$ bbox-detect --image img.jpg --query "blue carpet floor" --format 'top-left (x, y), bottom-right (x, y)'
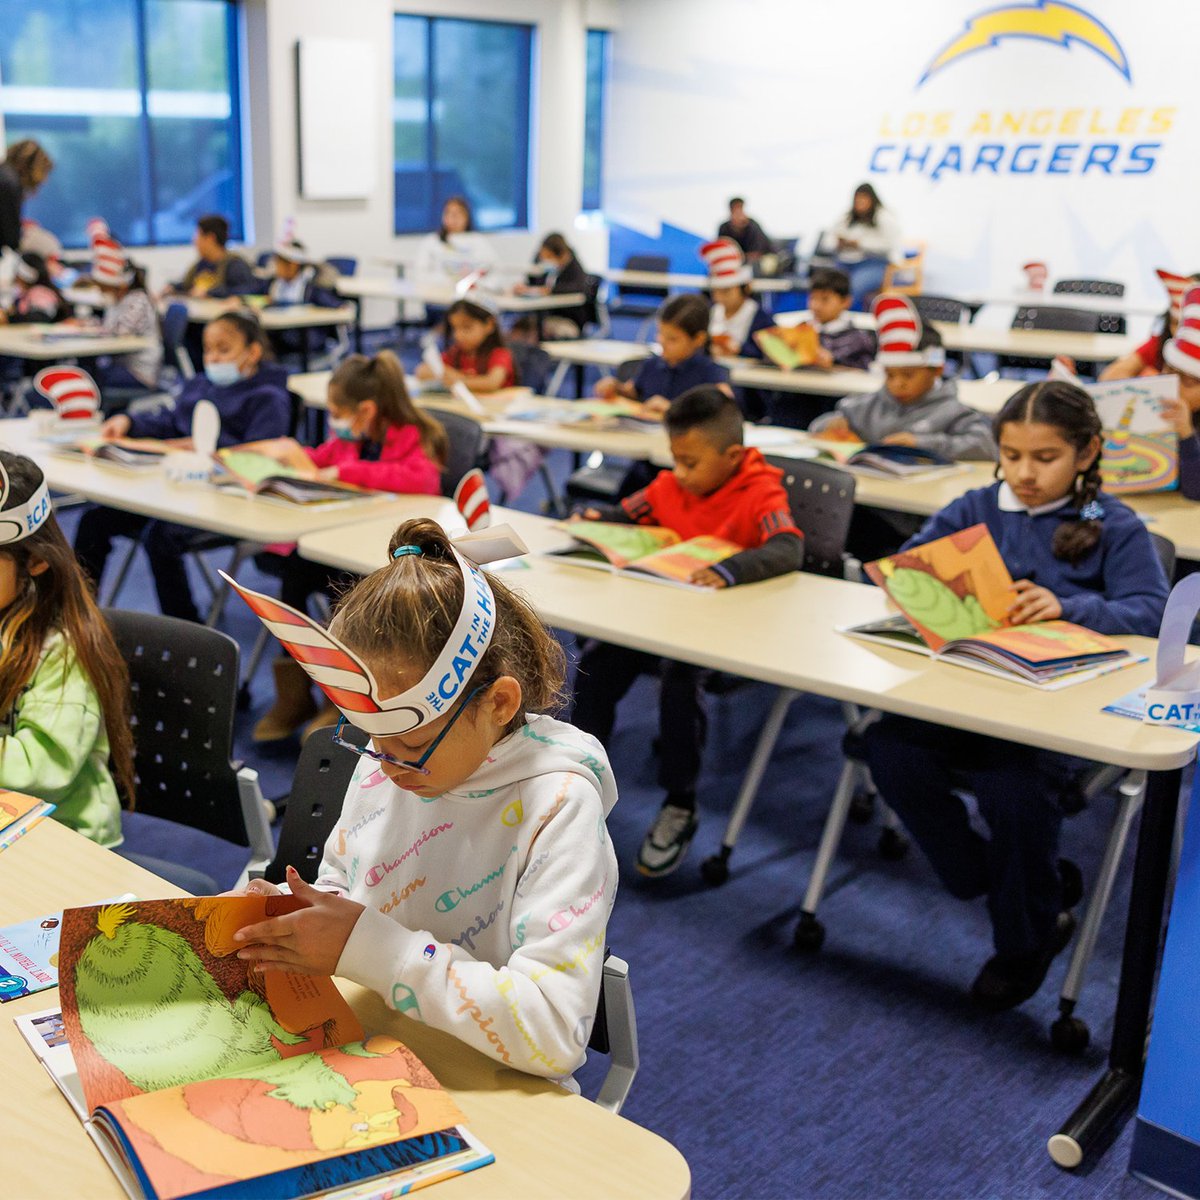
top-left (47, 326), bottom-right (1179, 1199)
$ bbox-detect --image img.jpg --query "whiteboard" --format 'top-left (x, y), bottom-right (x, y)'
top-left (296, 37), bottom-right (377, 200)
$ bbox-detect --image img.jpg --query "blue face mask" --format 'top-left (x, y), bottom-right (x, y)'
top-left (328, 415), bottom-right (358, 441)
top-left (204, 360), bottom-right (243, 388)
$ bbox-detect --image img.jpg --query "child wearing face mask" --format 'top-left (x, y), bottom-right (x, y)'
top-left (244, 350), bottom-right (448, 742)
top-left (73, 312), bottom-right (291, 623)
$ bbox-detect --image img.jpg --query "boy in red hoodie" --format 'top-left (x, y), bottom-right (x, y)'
top-left (571, 386), bottom-right (805, 876)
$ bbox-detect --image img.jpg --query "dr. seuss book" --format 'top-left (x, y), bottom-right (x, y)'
top-left (18, 897), bottom-right (492, 1200)
top-left (845, 524), bottom-right (1135, 686)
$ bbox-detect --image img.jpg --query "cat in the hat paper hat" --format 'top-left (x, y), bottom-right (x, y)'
top-left (1084, 269), bottom-right (1200, 383)
top-left (1158, 285), bottom-right (1200, 493)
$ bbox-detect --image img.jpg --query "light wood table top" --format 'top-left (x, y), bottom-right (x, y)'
top-left (181, 297), bottom-right (356, 330)
top-left (1, 820), bottom-right (692, 1200)
top-left (0, 418), bottom-right (402, 542)
top-left (0, 325), bottom-right (154, 362)
top-left (298, 503), bottom-right (1199, 772)
top-left (601, 268), bottom-right (795, 293)
top-left (334, 276), bottom-right (585, 313)
top-left (931, 321), bottom-right (1136, 361)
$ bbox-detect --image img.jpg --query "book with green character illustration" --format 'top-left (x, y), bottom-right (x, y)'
top-left (846, 524), bottom-right (1136, 687)
top-left (547, 520), bottom-right (742, 588)
top-left (17, 897), bottom-right (493, 1200)
top-left (213, 449), bottom-right (376, 505)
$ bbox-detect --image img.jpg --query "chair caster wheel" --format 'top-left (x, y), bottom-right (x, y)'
top-left (700, 854), bottom-right (730, 887)
top-left (1050, 1014), bottom-right (1090, 1055)
top-left (848, 790), bottom-right (875, 824)
top-left (793, 913), bottom-right (825, 953)
top-left (878, 827), bottom-right (909, 861)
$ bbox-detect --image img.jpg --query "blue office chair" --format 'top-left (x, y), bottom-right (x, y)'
top-left (325, 256), bottom-right (358, 277)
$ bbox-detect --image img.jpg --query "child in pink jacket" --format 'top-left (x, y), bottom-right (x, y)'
top-left (247, 350), bottom-right (449, 741)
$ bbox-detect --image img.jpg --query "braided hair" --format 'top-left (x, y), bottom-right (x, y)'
top-left (993, 380), bottom-right (1104, 565)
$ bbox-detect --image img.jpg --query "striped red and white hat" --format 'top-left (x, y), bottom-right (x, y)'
top-left (454, 467), bottom-right (491, 531)
top-left (1157, 269), bottom-right (1193, 326)
top-left (92, 234), bottom-right (133, 287)
top-left (1164, 285), bottom-right (1200, 378)
top-left (872, 294), bottom-right (945, 368)
top-left (273, 216), bottom-right (306, 262)
top-left (700, 238), bottom-right (752, 289)
top-left (32, 366), bottom-right (101, 422)
top-left (85, 217), bottom-right (110, 248)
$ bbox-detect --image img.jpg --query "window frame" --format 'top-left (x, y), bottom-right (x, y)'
top-left (0, 0), bottom-right (244, 249)
top-left (582, 27), bottom-right (609, 213)
top-left (392, 12), bottom-right (534, 235)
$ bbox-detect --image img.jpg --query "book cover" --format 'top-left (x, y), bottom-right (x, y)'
top-left (49, 898), bottom-right (486, 1200)
top-left (864, 524), bottom-right (1016, 651)
top-left (754, 324), bottom-right (819, 370)
top-left (1090, 376), bottom-right (1179, 494)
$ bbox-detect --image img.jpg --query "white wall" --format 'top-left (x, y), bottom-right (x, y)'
top-left (603, 0), bottom-right (1200, 307)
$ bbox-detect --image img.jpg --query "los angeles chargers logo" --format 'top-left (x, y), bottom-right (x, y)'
top-left (918, 1), bottom-right (1131, 87)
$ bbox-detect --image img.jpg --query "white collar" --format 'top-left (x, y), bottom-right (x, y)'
top-left (815, 313), bottom-right (852, 335)
top-left (996, 481), bottom-right (1074, 516)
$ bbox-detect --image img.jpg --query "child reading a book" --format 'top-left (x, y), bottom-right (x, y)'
top-left (413, 292), bottom-right (516, 393)
top-left (0, 452), bottom-right (134, 848)
top-left (247, 350), bottom-right (448, 742)
top-left (74, 311), bottom-right (291, 623)
top-left (227, 518), bottom-right (619, 1085)
top-left (807, 267), bottom-right (877, 372)
top-left (571, 386), bottom-right (804, 876)
top-left (90, 235), bottom-right (162, 394)
top-left (1160, 283), bottom-right (1200, 500)
top-left (863, 379), bottom-right (1169, 1011)
top-left (594, 294), bottom-right (731, 418)
top-left (700, 238), bottom-right (773, 359)
top-left (0, 251), bottom-right (69, 325)
top-left (811, 294), bottom-right (996, 559)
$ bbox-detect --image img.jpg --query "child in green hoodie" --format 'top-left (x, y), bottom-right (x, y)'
top-left (0, 452), bottom-right (135, 846)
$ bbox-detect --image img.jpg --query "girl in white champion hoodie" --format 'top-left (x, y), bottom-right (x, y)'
top-left (234, 518), bottom-right (618, 1084)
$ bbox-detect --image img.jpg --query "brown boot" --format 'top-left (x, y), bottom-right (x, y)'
top-left (301, 701), bottom-right (342, 744)
top-left (253, 658), bottom-right (319, 743)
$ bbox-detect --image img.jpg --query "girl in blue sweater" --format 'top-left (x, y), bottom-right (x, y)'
top-left (864, 380), bottom-right (1169, 1012)
top-left (74, 311), bottom-right (292, 622)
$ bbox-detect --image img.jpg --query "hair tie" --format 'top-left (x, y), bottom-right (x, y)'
top-left (1080, 500), bottom-right (1105, 522)
top-left (392, 545), bottom-right (423, 560)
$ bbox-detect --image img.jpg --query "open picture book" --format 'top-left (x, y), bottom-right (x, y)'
top-left (16, 897), bottom-right (492, 1200)
top-left (1050, 362), bottom-right (1179, 493)
top-left (809, 436), bottom-right (961, 479)
top-left (547, 520), bottom-right (741, 588)
top-left (213, 449), bottom-right (377, 505)
top-left (55, 438), bottom-right (170, 470)
top-left (753, 323), bottom-right (820, 370)
top-left (504, 398), bottom-right (662, 432)
top-left (841, 523), bottom-right (1137, 687)
top-left (0, 788), bottom-right (56, 854)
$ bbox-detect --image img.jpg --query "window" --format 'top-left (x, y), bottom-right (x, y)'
top-left (0, 0), bottom-right (243, 248)
top-left (582, 29), bottom-right (608, 212)
top-left (393, 14), bottom-right (532, 234)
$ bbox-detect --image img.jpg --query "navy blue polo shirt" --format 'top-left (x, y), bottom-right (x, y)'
top-left (632, 352), bottom-right (729, 401)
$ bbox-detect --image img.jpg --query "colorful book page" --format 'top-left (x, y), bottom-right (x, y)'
top-left (754, 324), bottom-right (819, 370)
top-left (96, 1037), bottom-right (466, 1200)
top-left (864, 523), bottom-right (1016, 651)
top-left (0, 909), bottom-right (64, 1001)
top-left (627, 535), bottom-right (742, 584)
top-left (57, 898), bottom-right (364, 1114)
top-left (0, 789), bottom-right (51, 835)
top-left (952, 620), bottom-right (1124, 665)
top-left (215, 449), bottom-right (302, 487)
top-left (556, 521), bottom-right (680, 569)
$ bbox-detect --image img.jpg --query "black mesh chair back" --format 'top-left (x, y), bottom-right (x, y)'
top-left (325, 256), bottom-right (357, 277)
top-left (914, 294), bottom-right (969, 324)
top-left (582, 273), bottom-right (603, 329)
top-left (104, 609), bottom-right (249, 845)
top-left (509, 340), bottom-right (552, 393)
top-left (1053, 279), bottom-right (1125, 298)
top-left (1151, 533), bottom-right (1176, 581)
top-left (263, 725), bottom-right (364, 884)
top-left (611, 254), bottom-right (670, 312)
top-left (1011, 305), bottom-right (1125, 336)
top-left (425, 406), bottom-right (488, 495)
top-left (765, 456), bottom-right (857, 577)
top-left (615, 357), bottom-right (644, 385)
top-left (161, 301), bottom-right (193, 376)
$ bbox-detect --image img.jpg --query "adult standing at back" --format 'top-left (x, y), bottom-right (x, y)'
top-left (0, 140), bottom-right (54, 257)
top-left (717, 197), bottom-right (771, 261)
top-left (414, 195), bottom-right (497, 286)
top-left (819, 182), bottom-right (901, 309)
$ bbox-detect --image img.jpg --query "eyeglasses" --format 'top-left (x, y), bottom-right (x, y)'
top-left (331, 679), bottom-right (494, 777)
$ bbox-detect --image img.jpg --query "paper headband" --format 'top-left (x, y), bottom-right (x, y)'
top-left (454, 270), bottom-right (499, 316)
top-left (222, 527), bottom-right (526, 737)
top-left (0, 459), bottom-right (52, 547)
top-left (1143, 573), bottom-right (1200, 728)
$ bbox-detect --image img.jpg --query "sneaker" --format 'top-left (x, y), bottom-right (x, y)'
top-left (636, 804), bottom-right (698, 877)
top-left (969, 911), bottom-right (1077, 1012)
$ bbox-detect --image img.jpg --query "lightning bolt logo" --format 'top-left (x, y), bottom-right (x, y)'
top-left (918, 1), bottom-right (1131, 87)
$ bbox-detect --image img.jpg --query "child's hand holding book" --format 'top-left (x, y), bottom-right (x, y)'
top-left (234, 865), bottom-right (365, 977)
top-left (1007, 579), bottom-right (1063, 625)
top-left (690, 566), bottom-right (728, 589)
